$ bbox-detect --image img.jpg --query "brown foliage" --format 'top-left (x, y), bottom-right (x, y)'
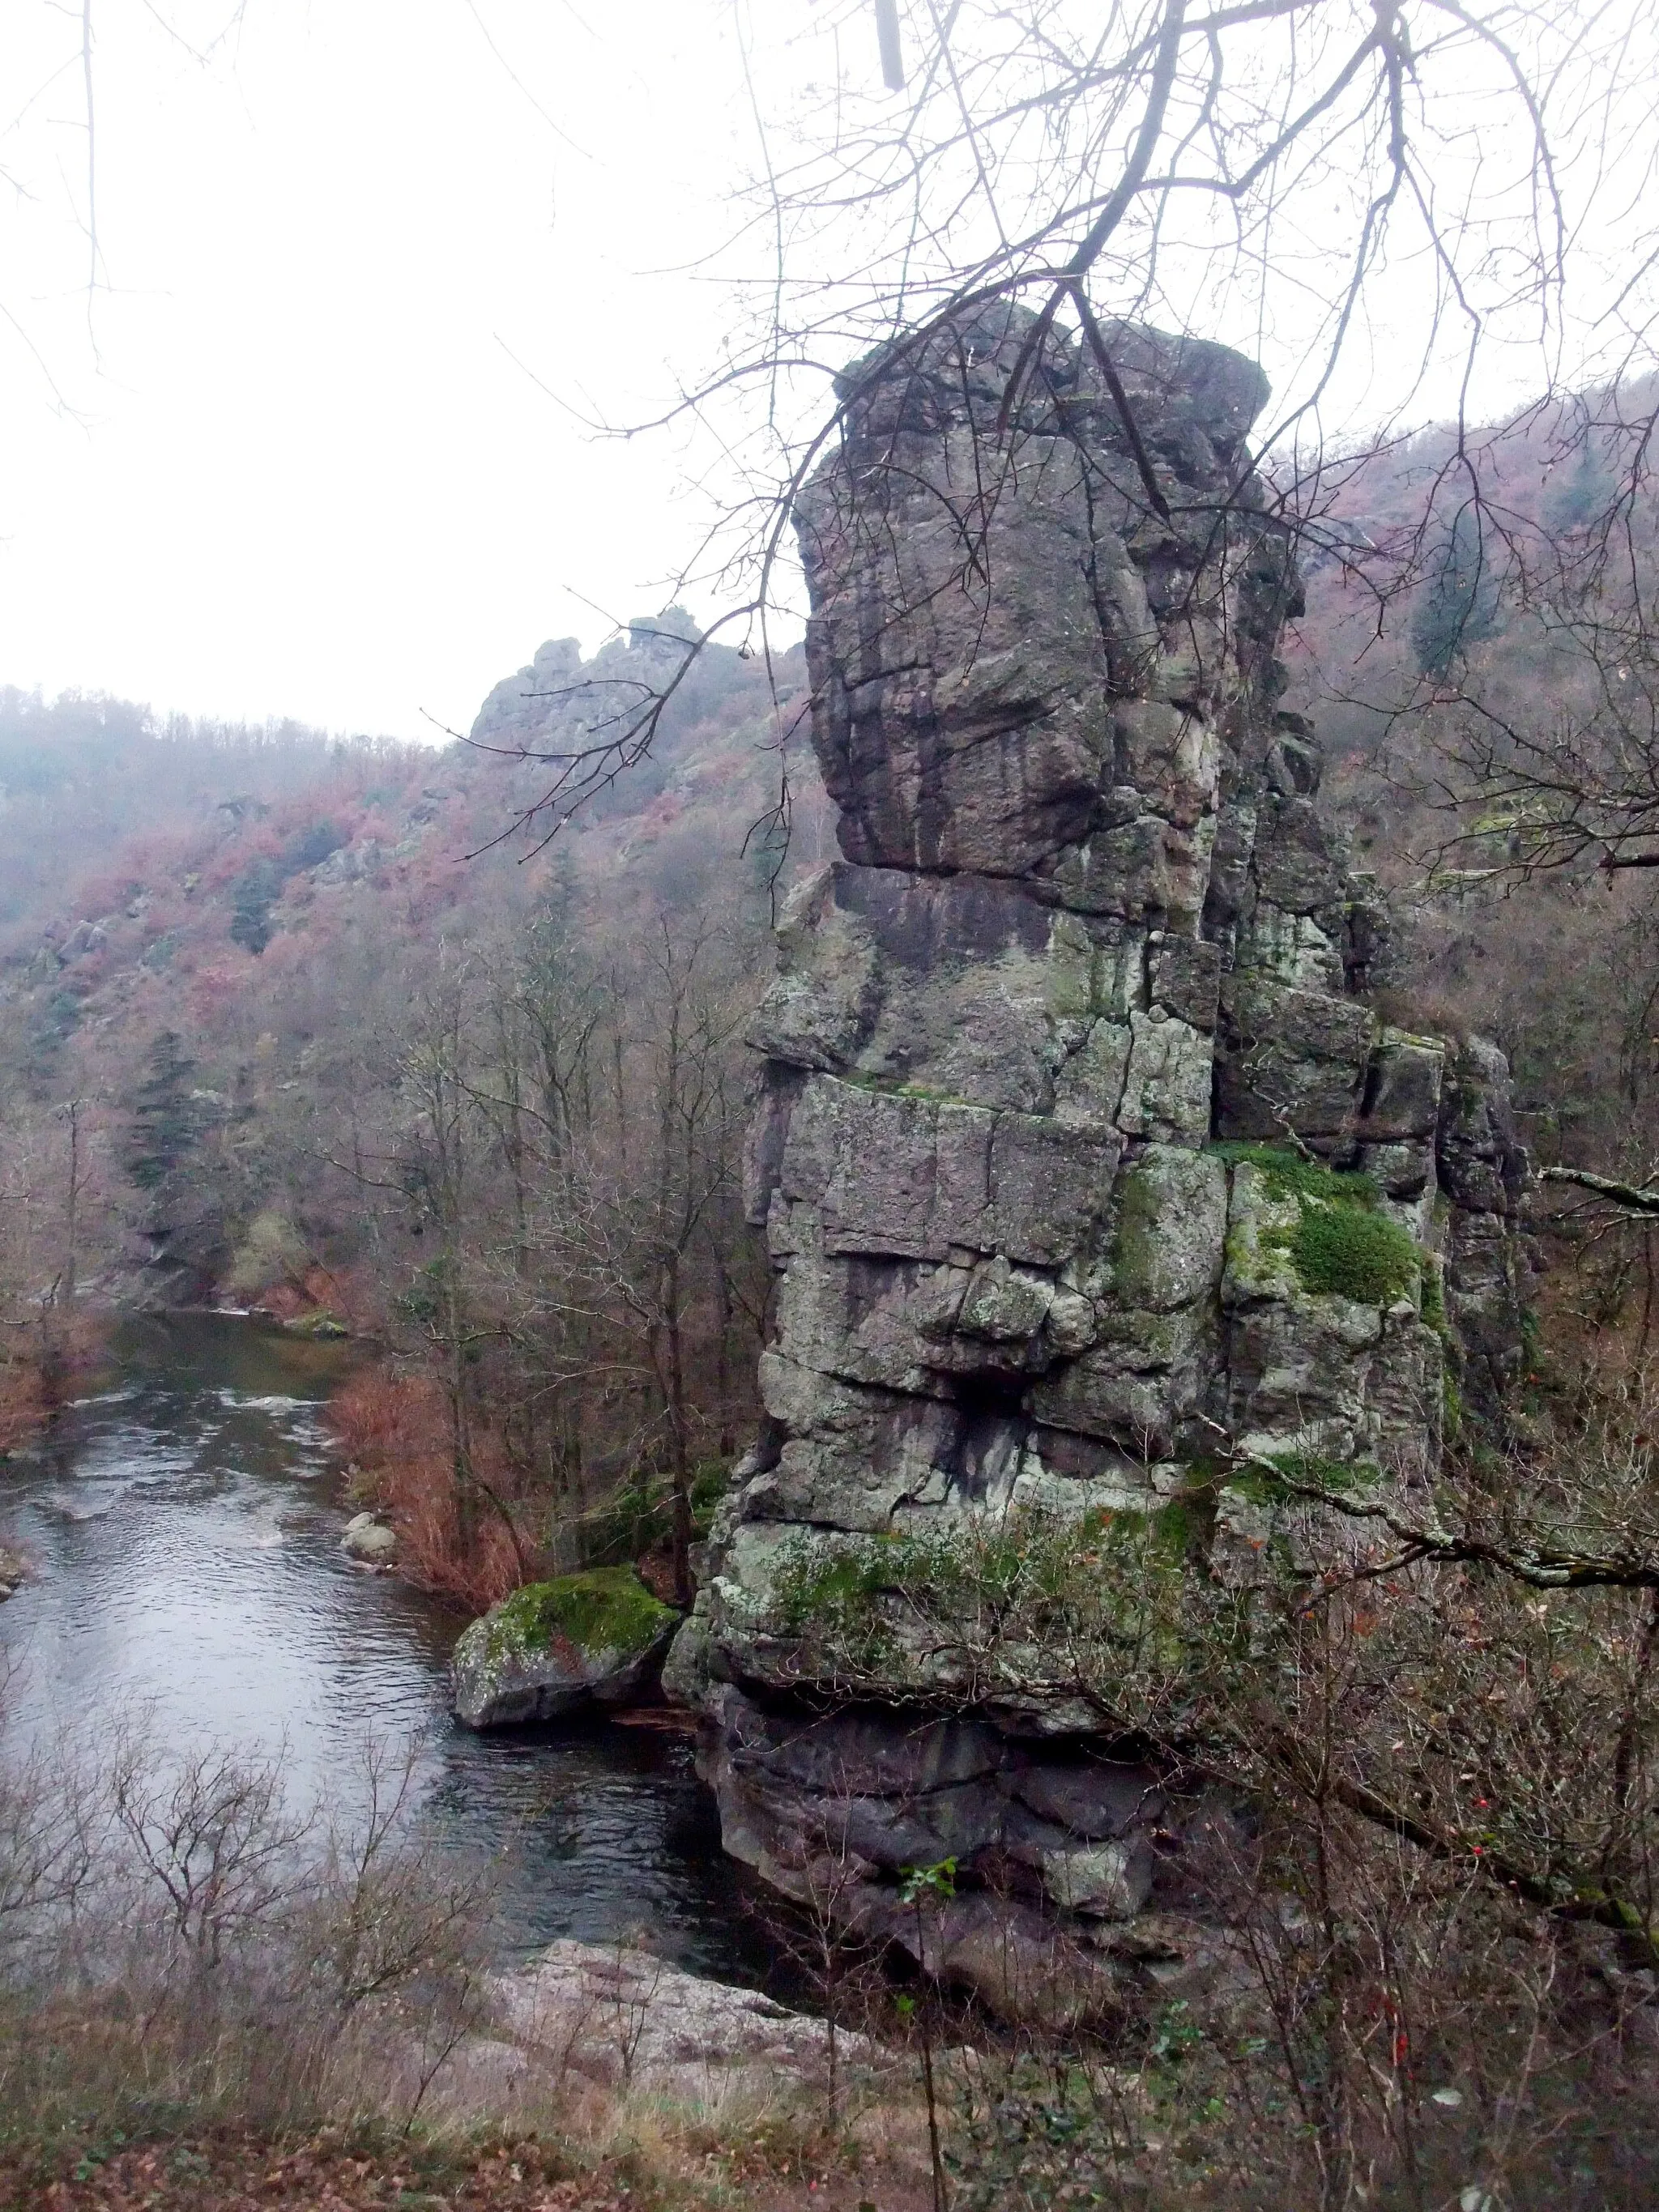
top-left (0, 1310), bottom-right (105, 1457)
top-left (326, 1368), bottom-right (519, 1612)
top-left (9, 2133), bottom-right (635, 2212)
top-left (252, 1268), bottom-right (371, 1330)
top-left (0, 1349), bottom-right (49, 1460)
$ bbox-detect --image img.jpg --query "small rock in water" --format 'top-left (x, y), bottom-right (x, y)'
top-left (340, 1511), bottom-right (398, 1566)
top-left (0, 1545), bottom-right (26, 1598)
top-left (284, 1309), bottom-right (349, 1338)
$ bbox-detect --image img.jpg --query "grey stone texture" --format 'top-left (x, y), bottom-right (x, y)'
top-left (453, 1598), bottom-right (676, 1730)
top-left (340, 1511), bottom-right (398, 1566)
top-left (1436, 1036), bottom-right (1533, 1416)
top-left (491, 1937), bottom-right (882, 2101)
top-left (670, 305), bottom-right (1529, 2014)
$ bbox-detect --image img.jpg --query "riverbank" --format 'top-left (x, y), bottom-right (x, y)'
top-left (0, 1937), bottom-right (934, 2212)
top-left (324, 1362), bottom-right (523, 1610)
top-left (0, 1308), bottom-right (105, 1460)
top-left (0, 1311), bottom-right (766, 1979)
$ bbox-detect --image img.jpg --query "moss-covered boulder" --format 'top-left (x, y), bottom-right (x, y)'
top-left (451, 1567), bottom-right (679, 1730)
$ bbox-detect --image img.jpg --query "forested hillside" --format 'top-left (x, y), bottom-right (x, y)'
top-left (3, 390), bottom-right (1657, 1585)
top-left (1282, 380), bottom-right (1659, 1340)
top-left (0, 624), bottom-right (825, 1556)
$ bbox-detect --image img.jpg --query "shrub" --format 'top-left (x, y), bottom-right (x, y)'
top-left (0, 1726), bottom-right (494, 2160)
top-left (325, 1368), bottom-right (519, 1609)
top-left (575, 1456), bottom-right (736, 1566)
top-left (225, 1208), bottom-right (311, 1301)
top-left (1288, 1200), bottom-right (1421, 1302)
top-left (1213, 1141), bottom-right (1422, 1305)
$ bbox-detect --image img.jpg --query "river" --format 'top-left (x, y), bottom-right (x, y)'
top-left (0, 1312), bottom-right (770, 1983)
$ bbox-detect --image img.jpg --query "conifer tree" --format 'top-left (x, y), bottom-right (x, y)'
top-left (1411, 506), bottom-right (1500, 677)
top-left (125, 1030), bottom-right (198, 1192)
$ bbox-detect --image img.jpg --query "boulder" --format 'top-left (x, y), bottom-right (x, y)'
top-left (1009, 1758), bottom-right (1166, 1839)
top-left (0, 1545), bottom-right (28, 1599)
top-left (340, 1511), bottom-right (397, 1566)
top-left (452, 1567), bottom-right (678, 1729)
top-left (284, 1309), bottom-right (349, 1339)
top-left (491, 1938), bottom-right (881, 2099)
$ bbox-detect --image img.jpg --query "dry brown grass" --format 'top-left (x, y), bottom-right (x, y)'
top-left (0, 1708), bottom-right (934, 2212)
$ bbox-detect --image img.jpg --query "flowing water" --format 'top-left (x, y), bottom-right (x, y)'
top-left (0, 1313), bottom-right (771, 1982)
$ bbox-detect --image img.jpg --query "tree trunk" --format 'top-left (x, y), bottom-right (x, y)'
top-left (662, 1251), bottom-right (694, 1609)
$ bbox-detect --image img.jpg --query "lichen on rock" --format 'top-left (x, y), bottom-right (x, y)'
top-left (452, 1566), bottom-right (677, 1730)
top-left (667, 302), bottom-right (1532, 2016)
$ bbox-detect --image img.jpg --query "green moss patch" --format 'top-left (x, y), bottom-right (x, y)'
top-left (1213, 1142), bottom-right (1422, 1306)
top-left (1227, 1453), bottom-right (1384, 1507)
top-left (1287, 1204), bottom-right (1420, 1303)
top-left (486, 1567), bottom-right (676, 1665)
top-left (767, 1507), bottom-right (1196, 1677)
top-left (758, 1499), bottom-right (1272, 1718)
top-left (1443, 1368), bottom-right (1464, 1440)
top-left (1209, 1141), bottom-right (1379, 1208)
top-left (844, 1072), bottom-right (967, 1105)
top-left (281, 1309), bottom-right (348, 1339)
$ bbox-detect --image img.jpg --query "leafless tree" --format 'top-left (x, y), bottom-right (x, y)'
top-left (487, 1), bottom-right (1658, 846)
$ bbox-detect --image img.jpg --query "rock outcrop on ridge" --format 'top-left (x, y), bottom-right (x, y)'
top-left (667, 306), bottom-right (1530, 2016)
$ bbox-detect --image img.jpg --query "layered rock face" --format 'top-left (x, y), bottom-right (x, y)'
top-left (667, 308), bottom-right (1528, 2012)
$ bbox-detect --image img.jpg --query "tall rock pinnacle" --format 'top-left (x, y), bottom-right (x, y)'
top-left (667, 306), bottom-right (1529, 2015)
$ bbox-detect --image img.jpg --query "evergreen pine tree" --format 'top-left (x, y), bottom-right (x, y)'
top-left (126, 1030), bottom-right (198, 1191)
top-left (1410, 505), bottom-right (1500, 676)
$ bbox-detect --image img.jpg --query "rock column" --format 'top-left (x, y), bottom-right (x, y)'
top-left (667, 306), bottom-right (1525, 2014)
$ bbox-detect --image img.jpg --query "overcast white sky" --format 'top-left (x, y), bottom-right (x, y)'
top-left (3, 2), bottom-right (1650, 741)
top-left (2, 3), bottom-right (794, 738)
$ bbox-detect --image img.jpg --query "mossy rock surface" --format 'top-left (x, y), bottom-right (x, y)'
top-left (452, 1567), bottom-right (678, 1730)
top-left (1216, 1144), bottom-right (1422, 1306)
top-left (486, 1566), bottom-right (676, 1664)
top-left (1286, 1202), bottom-right (1418, 1304)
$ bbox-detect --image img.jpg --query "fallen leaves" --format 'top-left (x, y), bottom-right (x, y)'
top-left (4, 2133), bottom-right (638, 2212)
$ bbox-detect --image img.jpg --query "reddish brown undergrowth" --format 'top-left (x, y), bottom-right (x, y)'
top-left (0, 1310), bottom-right (106, 1457)
top-left (327, 1366), bottom-right (522, 1610)
top-left (0, 1352), bottom-right (49, 1460)
top-left (3, 2120), bottom-right (923, 2212)
top-left (245, 1264), bottom-right (377, 1332)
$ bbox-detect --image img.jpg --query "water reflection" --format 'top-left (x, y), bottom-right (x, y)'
top-left (0, 1314), bottom-right (770, 1982)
